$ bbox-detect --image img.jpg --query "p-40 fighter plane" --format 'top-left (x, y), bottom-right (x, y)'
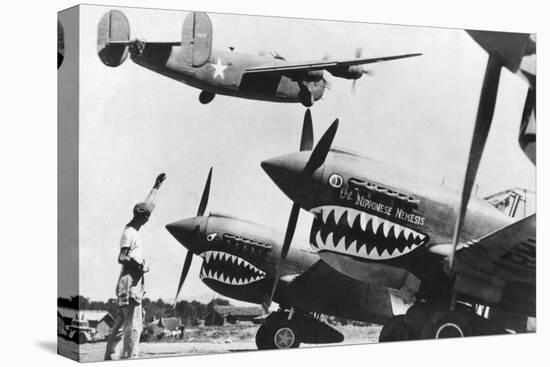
top-left (97, 10), bottom-right (421, 106)
top-left (165, 152), bottom-right (408, 350)
top-left (261, 110), bottom-right (536, 341)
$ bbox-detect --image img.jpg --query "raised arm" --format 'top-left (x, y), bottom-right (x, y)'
top-left (142, 173), bottom-right (166, 210)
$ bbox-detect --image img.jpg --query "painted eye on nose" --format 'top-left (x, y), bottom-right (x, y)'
top-left (329, 174), bottom-right (343, 188)
top-left (207, 233), bottom-right (218, 241)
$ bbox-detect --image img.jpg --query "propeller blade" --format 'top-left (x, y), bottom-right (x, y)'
top-left (173, 250), bottom-right (194, 307)
top-left (355, 47), bottom-right (363, 58)
top-left (267, 202), bottom-right (301, 304)
top-left (304, 119), bottom-right (339, 174)
top-left (265, 118), bottom-right (339, 308)
top-left (351, 80), bottom-right (357, 94)
top-left (322, 77), bottom-right (332, 91)
top-left (300, 109), bottom-right (314, 151)
top-left (364, 69), bottom-right (375, 76)
top-left (196, 167), bottom-right (213, 216)
top-left (173, 167), bottom-right (214, 308)
top-left (448, 54), bottom-right (502, 270)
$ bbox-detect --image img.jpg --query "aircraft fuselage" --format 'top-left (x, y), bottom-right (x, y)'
top-left (130, 45), bottom-right (326, 103)
top-left (262, 149), bottom-right (515, 291)
top-left (166, 213), bottom-right (398, 324)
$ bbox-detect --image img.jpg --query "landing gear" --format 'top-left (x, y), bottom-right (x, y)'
top-left (298, 89), bottom-right (314, 107)
top-left (421, 310), bottom-right (471, 339)
top-left (297, 82), bottom-right (314, 107)
top-left (379, 301), bottom-right (505, 343)
top-left (256, 312), bottom-right (301, 350)
top-left (379, 315), bottom-right (415, 342)
top-left (255, 310), bottom-right (343, 350)
top-left (199, 90), bottom-right (216, 104)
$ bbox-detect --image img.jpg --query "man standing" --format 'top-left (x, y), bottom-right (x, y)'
top-left (105, 173), bottom-right (166, 360)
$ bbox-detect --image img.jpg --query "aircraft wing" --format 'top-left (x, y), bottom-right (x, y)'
top-left (454, 214), bottom-right (535, 285)
top-left (106, 41), bottom-right (181, 46)
top-left (278, 260), bottom-right (393, 324)
top-left (244, 53), bottom-right (422, 74)
top-left (452, 214), bottom-right (535, 316)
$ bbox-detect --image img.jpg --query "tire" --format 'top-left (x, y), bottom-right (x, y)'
top-left (199, 91), bottom-right (216, 104)
top-left (255, 318), bottom-right (301, 349)
top-left (272, 322), bottom-right (301, 349)
top-left (421, 311), bottom-right (472, 339)
top-left (379, 315), bottom-right (414, 342)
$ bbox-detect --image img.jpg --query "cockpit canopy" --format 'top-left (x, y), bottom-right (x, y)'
top-left (485, 188), bottom-right (535, 219)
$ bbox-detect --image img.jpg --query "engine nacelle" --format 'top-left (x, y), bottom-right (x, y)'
top-left (328, 65), bottom-right (364, 80)
top-left (301, 69), bottom-right (325, 82)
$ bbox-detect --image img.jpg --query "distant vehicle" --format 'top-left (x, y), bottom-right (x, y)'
top-left (97, 10), bottom-right (421, 106)
top-left (67, 318), bottom-right (95, 344)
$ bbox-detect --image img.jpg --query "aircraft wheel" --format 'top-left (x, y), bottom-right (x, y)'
top-left (272, 323), bottom-right (301, 349)
top-left (299, 89), bottom-right (314, 107)
top-left (199, 91), bottom-right (216, 104)
top-left (256, 317), bottom-right (301, 349)
top-left (379, 315), bottom-right (415, 342)
top-left (421, 310), bottom-right (471, 339)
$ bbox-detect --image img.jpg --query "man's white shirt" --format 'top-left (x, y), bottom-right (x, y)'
top-left (120, 226), bottom-right (144, 264)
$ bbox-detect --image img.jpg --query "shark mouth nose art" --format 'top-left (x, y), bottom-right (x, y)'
top-left (310, 206), bottom-right (428, 260)
top-left (199, 251), bottom-right (266, 285)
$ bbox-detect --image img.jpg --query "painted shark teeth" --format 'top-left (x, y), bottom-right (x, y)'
top-left (198, 250), bottom-right (266, 285)
top-left (310, 205), bottom-right (428, 261)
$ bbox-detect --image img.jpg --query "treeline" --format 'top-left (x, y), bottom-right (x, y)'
top-left (58, 296), bottom-right (231, 325)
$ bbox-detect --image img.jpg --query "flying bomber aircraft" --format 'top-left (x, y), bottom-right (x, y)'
top-left (261, 111), bottom-right (536, 341)
top-left (97, 10), bottom-right (421, 106)
top-left (164, 119), bottom-right (413, 350)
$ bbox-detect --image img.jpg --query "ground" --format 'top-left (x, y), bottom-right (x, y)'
top-left (58, 323), bottom-right (382, 362)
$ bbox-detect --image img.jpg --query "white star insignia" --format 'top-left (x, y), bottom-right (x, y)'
top-left (211, 58), bottom-right (227, 80)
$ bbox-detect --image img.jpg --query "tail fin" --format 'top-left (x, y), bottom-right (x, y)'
top-left (97, 10), bottom-right (130, 67)
top-left (181, 12), bottom-right (213, 67)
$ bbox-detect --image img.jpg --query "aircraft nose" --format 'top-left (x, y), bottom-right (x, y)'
top-left (165, 217), bottom-right (202, 253)
top-left (261, 152), bottom-right (318, 208)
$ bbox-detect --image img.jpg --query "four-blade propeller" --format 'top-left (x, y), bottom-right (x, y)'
top-left (173, 167), bottom-right (213, 307)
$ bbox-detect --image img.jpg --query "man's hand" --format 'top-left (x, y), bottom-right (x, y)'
top-left (142, 259), bottom-right (150, 273)
top-left (154, 173), bottom-right (166, 189)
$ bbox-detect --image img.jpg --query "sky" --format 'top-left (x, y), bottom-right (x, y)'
top-left (71, 5), bottom-right (535, 305)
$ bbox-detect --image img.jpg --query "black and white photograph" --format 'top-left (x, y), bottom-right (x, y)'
top-left (55, 2), bottom-right (536, 363)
